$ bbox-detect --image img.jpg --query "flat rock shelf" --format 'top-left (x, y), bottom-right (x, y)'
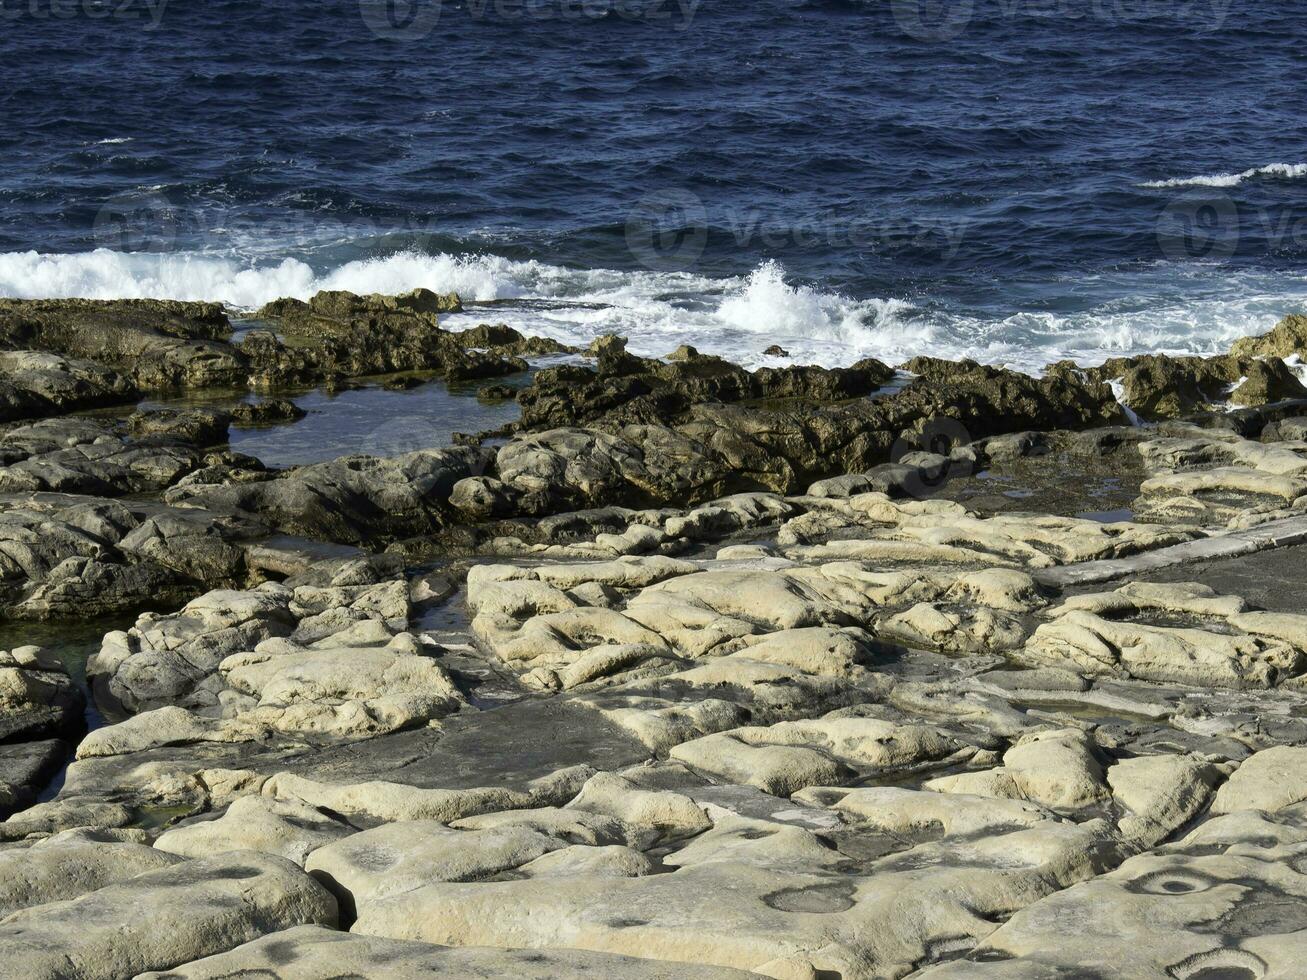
top-left (5, 295), bottom-right (1307, 978)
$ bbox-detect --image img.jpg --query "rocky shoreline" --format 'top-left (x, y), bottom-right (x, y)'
top-left (3, 292), bottom-right (1307, 977)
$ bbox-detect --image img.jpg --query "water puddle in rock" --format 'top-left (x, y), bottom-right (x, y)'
top-left (0, 615), bottom-right (138, 805)
top-left (142, 375), bottom-right (526, 466)
top-left (414, 589), bottom-right (529, 710)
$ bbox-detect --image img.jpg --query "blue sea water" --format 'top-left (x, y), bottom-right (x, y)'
top-left (1, 0), bottom-right (1305, 371)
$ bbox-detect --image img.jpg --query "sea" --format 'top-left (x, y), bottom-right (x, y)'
top-left (2, 0), bottom-right (1305, 374)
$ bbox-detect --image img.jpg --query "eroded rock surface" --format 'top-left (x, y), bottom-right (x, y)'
top-left (7, 307), bottom-right (1307, 978)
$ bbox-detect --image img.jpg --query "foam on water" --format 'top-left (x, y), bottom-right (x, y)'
top-left (1140, 162), bottom-right (1307, 189)
top-left (2, 247), bottom-right (1305, 375)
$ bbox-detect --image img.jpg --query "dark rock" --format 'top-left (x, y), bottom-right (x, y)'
top-left (763, 345), bottom-right (790, 357)
top-left (455, 323), bottom-right (572, 357)
top-left (0, 494), bottom-right (257, 621)
top-left (443, 351), bottom-right (528, 384)
top-left (477, 383), bottom-right (516, 402)
top-left (0, 419), bottom-right (206, 497)
top-left (0, 738), bottom-right (68, 818)
top-left (231, 399), bottom-right (306, 427)
top-left (0, 351), bottom-right (137, 422)
top-left (487, 358), bottom-right (1120, 514)
top-left (517, 338), bottom-right (895, 430)
top-left (247, 290), bottom-right (536, 389)
top-left (172, 446), bottom-right (496, 547)
top-left (0, 646), bottom-right (83, 741)
top-left (127, 408), bottom-right (231, 446)
top-left (1061, 347), bottom-right (1307, 420)
top-left (0, 298), bottom-right (243, 391)
top-left (1264, 415), bottom-right (1307, 442)
top-left (382, 375), bottom-right (426, 391)
top-left (1229, 312), bottom-right (1307, 359)
top-left (1228, 358), bottom-right (1307, 407)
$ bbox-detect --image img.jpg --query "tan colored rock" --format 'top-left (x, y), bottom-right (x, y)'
top-left (795, 786), bottom-right (1051, 838)
top-left (1021, 609), bottom-right (1299, 688)
top-left (672, 718), bottom-right (964, 797)
top-left (1106, 753), bottom-right (1222, 847)
top-left (306, 822), bottom-right (559, 910)
top-left (0, 828), bottom-right (180, 918)
top-left (262, 765), bottom-right (592, 824)
top-left (0, 851), bottom-right (336, 979)
top-left (926, 728), bottom-right (1108, 811)
top-left (1211, 745), bottom-right (1307, 814)
top-left (137, 924), bottom-right (758, 979)
top-left (154, 795), bottom-right (353, 866)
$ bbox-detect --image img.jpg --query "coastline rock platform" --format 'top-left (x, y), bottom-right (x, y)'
top-left (4, 293), bottom-right (1307, 977)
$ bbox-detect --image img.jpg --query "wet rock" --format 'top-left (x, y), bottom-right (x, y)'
top-left (127, 408), bottom-right (231, 446)
top-left (0, 644), bottom-right (83, 741)
top-left (172, 445), bottom-right (494, 546)
top-left (0, 738), bottom-right (67, 817)
top-left (230, 398), bottom-right (306, 426)
top-left (0, 350), bottom-right (137, 421)
top-left (0, 297), bottom-right (246, 391)
top-left (1070, 345), bottom-right (1307, 420)
top-left (517, 338), bottom-right (894, 430)
top-left (1230, 312), bottom-right (1307, 359)
top-left (247, 289), bottom-right (532, 387)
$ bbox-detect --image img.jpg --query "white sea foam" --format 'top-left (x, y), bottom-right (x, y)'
top-left (1140, 162), bottom-right (1307, 189)
top-left (1, 247), bottom-right (1305, 375)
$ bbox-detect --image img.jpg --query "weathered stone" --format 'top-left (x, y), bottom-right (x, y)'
top-left (0, 851), bottom-right (336, 978)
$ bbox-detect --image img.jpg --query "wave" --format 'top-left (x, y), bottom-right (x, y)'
top-left (1140, 162), bottom-right (1307, 189)
top-left (1, 247), bottom-right (1304, 375)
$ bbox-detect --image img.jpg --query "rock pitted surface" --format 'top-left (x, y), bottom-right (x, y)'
top-left (4, 296), bottom-right (1307, 977)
